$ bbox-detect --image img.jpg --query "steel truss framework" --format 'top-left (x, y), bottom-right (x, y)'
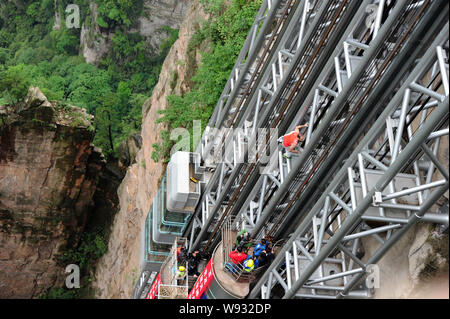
top-left (238, 0), bottom-right (410, 236)
top-left (187, 0), bottom-right (449, 255)
top-left (188, 0), bottom-right (307, 250)
top-left (135, 0), bottom-right (449, 300)
top-left (247, 0), bottom-right (447, 242)
top-left (249, 25), bottom-right (449, 298)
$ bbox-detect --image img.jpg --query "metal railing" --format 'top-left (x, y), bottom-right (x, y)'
top-left (221, 216), bottom-right (269, 283)
top-left (158, 237), bottom-right (189, 299)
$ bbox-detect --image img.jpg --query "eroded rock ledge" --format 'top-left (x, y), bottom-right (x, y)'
top-left (0, 87), bottom-right (104, 298)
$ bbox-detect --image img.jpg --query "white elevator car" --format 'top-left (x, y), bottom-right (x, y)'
top-left (166, 151), bottom-right (205, 213)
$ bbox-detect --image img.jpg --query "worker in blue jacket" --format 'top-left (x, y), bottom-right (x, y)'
top-left (253, 238), bottom-right (267, 257)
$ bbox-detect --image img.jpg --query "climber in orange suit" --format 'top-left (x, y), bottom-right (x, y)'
top-left (280, 123), bottom-right (308, 158)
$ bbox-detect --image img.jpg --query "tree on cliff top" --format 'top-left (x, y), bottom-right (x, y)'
top-left (0, 64), bottom-right (31, 105)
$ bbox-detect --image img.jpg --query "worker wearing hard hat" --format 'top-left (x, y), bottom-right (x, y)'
top-left (176, 265), bottom-right (186, 279)
top-left (243, 258), bottom-right (255, 272)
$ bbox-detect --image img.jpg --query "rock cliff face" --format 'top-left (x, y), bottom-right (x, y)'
top-left (92, 1), bottom-right (208, 298)
top-left (135, 0), bottom-right (191, 50)
top-left (361, 221), bottom-right (449, 299)
top-left (0, 87), bottom-right (104, 298)
top-left (80, 0), bottom-right (190, 65)
top-left (79, 0), bottom-right (112, 65)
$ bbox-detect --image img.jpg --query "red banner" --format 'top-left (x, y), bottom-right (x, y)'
top-left (146, 273), bottom-right (161, 299)
top-left (187, 258), bottom-right (215, 299)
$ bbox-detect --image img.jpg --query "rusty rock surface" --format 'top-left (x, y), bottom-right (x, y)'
top-left (0, 87), bottom-right (104, 298)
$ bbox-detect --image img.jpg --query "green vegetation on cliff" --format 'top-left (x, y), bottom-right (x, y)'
top-left (0, 0), bottom-right (178, 299)
top-left (0, 0), bottom-right (178, 159)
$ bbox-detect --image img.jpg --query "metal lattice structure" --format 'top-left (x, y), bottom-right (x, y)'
top-left (135, 0), bottom-right (449, 299)
top-left (188, 0), bottom-right (366, 253)
top-left (249, 24), bottom-right (449, 299)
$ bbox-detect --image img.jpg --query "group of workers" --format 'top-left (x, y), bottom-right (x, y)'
top-left (227, 230), bottom-right (275, 274)
top-left (175, 247), bottom-right (202, 281)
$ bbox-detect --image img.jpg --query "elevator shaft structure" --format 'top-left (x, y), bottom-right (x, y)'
top-left (250, 24), bottom-right (449, 298)
top-left (188, 0), bottom-right (367, 253)
top-left (137, 0), bottom-right (449, 299)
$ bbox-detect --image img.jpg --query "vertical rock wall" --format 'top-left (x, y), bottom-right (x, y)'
top-left (0, 88), bottom-right (104, 298)
top-left (80, 0), bottom-right (190, 65)
top-left (92, 1), bottom-right (208, 298)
